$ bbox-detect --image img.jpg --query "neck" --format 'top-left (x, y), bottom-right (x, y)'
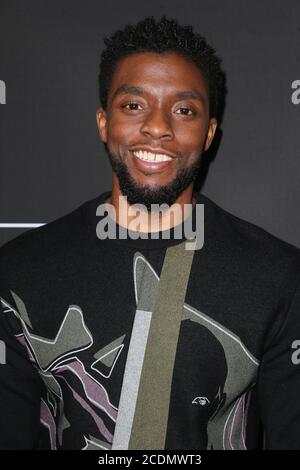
top-left (105, 174), bottom-right (196, 233)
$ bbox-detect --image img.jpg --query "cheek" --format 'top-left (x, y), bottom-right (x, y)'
top-left (107, 116), bottom-right (138, 146)
top-left (174, 122), bottom-right (206, 149)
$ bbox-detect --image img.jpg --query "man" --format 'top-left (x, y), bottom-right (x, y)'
top-left (0, 15), bottom-right (300, 450)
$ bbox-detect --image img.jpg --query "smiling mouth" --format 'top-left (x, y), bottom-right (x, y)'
top-left (132, 149), bottom-right (173, 162)
top-left (130, 150), bottom-right (175, 173)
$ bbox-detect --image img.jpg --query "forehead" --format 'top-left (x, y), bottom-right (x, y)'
top-left (108, 51), bottom-right (208, 101)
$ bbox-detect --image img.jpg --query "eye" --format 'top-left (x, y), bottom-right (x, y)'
top-left (175, 107), bottom-right (196, 116)
top-left (121, 102), bottom-right (143, 111)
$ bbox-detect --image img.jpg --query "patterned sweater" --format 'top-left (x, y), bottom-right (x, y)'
top-left (0, 190), bottom-right (300, 450)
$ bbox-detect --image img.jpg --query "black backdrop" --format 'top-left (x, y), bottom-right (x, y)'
top-left (0, 0), bottom-right (299, 248)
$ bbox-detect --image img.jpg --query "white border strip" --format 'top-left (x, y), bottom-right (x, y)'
top-left (0, 223), bottom-right (46, 228)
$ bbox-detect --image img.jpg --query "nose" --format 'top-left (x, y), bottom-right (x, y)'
top-left (140, 108), bottom-right (174, 140)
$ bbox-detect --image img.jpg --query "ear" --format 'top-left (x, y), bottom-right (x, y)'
top-left (96, 107), bottom-right (108, 143)
top-left (204, 117), bottom-right (218, 151)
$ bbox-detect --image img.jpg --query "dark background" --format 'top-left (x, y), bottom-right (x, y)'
top-left (0, 0), bottom-right (299, 248)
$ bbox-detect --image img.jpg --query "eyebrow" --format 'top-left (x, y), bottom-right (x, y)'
top-left (111, 85), bottom-right (206, 105)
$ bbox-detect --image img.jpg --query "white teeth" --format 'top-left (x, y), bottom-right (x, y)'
top-left (132, 150), bottom-right (172, 162)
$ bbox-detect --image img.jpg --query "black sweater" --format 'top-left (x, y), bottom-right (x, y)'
top-left (0, 190), bottom-right (300, 450)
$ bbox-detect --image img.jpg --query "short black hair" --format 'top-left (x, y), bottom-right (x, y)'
top-left (98, 15), bottom-right (226, 121)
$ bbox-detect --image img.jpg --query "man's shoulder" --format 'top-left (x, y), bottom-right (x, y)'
top-left (0, 193), bottom-right (105, 277)
top-left (200, 193), bottom-right (300, 277)
top-left (1, 200), bottom-right (84, 253)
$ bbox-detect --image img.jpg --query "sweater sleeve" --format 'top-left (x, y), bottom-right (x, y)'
top-left (0, 288), bottom-right (43, 449)
top-left (257, 272), bottom-right (300, 449)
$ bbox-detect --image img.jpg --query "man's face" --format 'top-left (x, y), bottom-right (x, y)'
top-left (96, 51), bottom-right (217, 209)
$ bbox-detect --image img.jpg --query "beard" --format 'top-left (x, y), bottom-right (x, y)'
top-left (104, 144), bottom-right (202, 211)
